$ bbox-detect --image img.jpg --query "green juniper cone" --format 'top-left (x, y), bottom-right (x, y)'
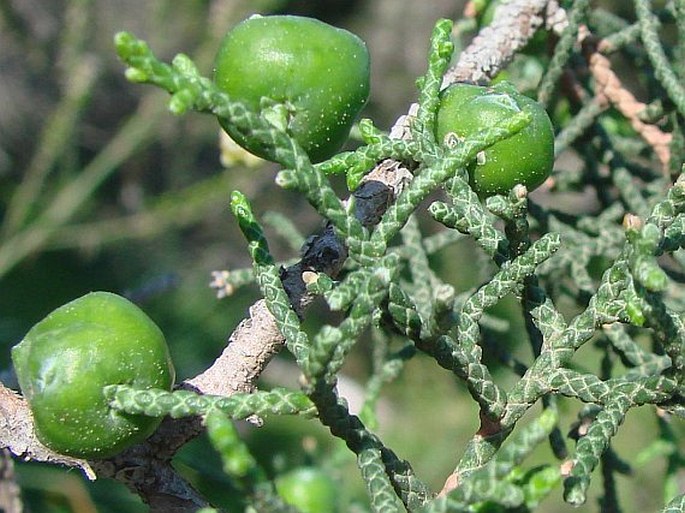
top-left (275, 466), bottom-right (338, 513)
top-left (12, 292), bottom-right (175, 459)
top-left (213, 14), bottom-right (370, 163)
top-left (436, 82), bottom-right (554, 196)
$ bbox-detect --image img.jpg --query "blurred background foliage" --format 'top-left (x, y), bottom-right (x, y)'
top-left (0, 0), bottom-right (680, 512)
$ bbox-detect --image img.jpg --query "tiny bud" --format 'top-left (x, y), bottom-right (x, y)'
top-left (560, 460), bottom-right (575, 477)
top-left (443, 132), bottom-right (461, 149)
top-left (625, 300), bottom-right (646, 326)
top-left (302, 271), bottom-right (318, 286)
top-left (513, 183), bottom-right (528, 199)
top-left (169, 89), bottom-right (195, 115)
top-left (623, 213), bottom-right (643, 233)
top-left (171, 53), bottom-right (198, 76)
top-left (437, 40), bottom-right (455, 59)
top-left (125, 68), bottom-right (148, 83)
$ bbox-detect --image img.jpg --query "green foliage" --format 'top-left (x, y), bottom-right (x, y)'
top-left (106, 385), bottom-right (316, 420)
top-left (107, 6), bottom-right (685, 510)
top-left (4, 2), bottom-right (685, 513)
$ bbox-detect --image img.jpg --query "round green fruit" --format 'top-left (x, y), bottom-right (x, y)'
top-left (12, 291), bottom-right (175, 459)
top-left (214, 15), bottom-right (370, 163)
top-left (436, 82), bottom-right (554, 197)
top-left (275, 467), bottom-right (338, 513)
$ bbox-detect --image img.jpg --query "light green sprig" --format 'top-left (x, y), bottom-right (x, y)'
top-left (308, 382), bottom-right (433, 509)
top-left (326, 254), bottom-right (400, 377)
top-left (206, 411), bottom-right (262, 480)
top-left (479, 408), bottom-right (558, 488)
top-left (429, 181), bottom-right (509, 265)
top-left (317, 137), bottom-right (418, 191)
top-left (412, 18), bottom-right (454, 154)
top-left (324, 267), bottom-right (369, 311)
top-left (305, 253), bottom-right (400, 380)
top-left (115, 32), bottom-right (298, 167)
top-left (648, 175), bottom-right (685, 229)
top-left (626, 221), bottom-right (668, 291)
top-left (554, 98), bottom-right (606, 157)
top-left (455, 233), bottom-right (561, 420)
top-left (105, 385), bottom-right (317, 420)
top-left (635, 0), bottom-right (685, 118)
top-left (662, 213), bottom-right (685, 252)
top-left (563, 394), bottom-right (632, 506)
top-left (622, 179), bottom-right (685, 379)
top-left (359, 342), bottom-right (415, 431)
top-left (358, 447), bottom-right (408, 513)
top-left (386, 283), bottom-right (424, 340)
top-left (548, 369), bottom-right (675, 405)
top-left (205, 412), bottom-right (299, 512)
top-left (423, 409), bottom-right (558, 512)
top-left (538, 0), bottom-right (591, 106)
top-left (454, 255), bottom-right (632, 476)
top-left (402, 234), bottom-right (559, 425)
top-left (275, 164), bottom-right (366, 242)
top-left (536, 214), bottom-right (624, 300)
top-left (399, 215), bottom-right (443, 333)
top-left (358, 118), bottom-right (386, 144)
top-left (230, 191), bottom-right (273, 266)
top-left (229, 192), bottom-right (311, 363)
top-left (603, 323), bottom-right (670, 369)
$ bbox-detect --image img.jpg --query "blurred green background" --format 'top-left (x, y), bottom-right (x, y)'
top-left (0, 1), bottom-right (680, 512)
